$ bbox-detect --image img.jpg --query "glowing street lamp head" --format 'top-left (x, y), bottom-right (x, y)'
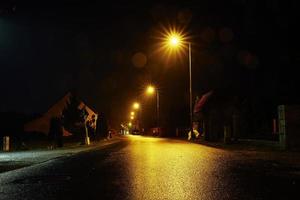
top-left (133, 102), bottom-right (140, 110)
top-left (166, 31), bottom-right (184, 49)
top-left (130, 116), bottom-right (134, 120)
top-left (158, 27), bottom-right (188, 59)
top-left (168, 34), bottom-right (181, 47)
top-left (130, 111), bottom-right (135, 116)
top-left (146, 85), bottom-right (155, 95)
top-left (128, 122), bottom-right (132, 127)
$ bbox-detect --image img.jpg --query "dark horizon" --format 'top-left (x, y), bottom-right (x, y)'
top-left (0, 0), bottom-right (297, 129)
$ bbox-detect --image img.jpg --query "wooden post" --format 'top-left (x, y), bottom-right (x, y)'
top-left (3, 136), bottom-right (10, 151)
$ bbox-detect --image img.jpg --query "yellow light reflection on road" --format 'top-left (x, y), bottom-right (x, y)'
top-left (123, 136), bottom-right (223, 200)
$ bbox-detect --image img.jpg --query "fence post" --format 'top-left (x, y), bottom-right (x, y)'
top-left (3, 136), bottom-right (10, 151)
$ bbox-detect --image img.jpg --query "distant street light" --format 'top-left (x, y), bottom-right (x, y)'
top-left (132, 102), bottom-right (141, 131)
top-left (133, 102), bottom-right (140, 110)
top-left (146, 85), bottom-right (155, 95)
top-left (165, 30), bottom-right (193, 135)
top-left (146, 85), bottom-right (160, 133)
top-left (131, 111), bottom-right (135, 116)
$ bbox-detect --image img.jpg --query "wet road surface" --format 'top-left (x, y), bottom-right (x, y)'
top-left (0, 135), bottom-right (299, 199)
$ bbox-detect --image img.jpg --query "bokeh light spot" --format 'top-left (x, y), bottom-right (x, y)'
top-left (132, 52), bottom-right (147, 68)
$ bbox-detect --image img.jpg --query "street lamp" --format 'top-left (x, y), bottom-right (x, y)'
top-left (168, 33), bottom-right (182, 47)
top-left (146, 85), bottom-right (160, 134)
top-left (128, 122), bottom-right (132, 134)
top-left (132, 102), bottom-right (141, 131)
top-left (166, 31), bottom-right (193, 135)
top-left (133, 102), bottom-right (140, 110)
top-left (146, 85), bottom-right (155, 94)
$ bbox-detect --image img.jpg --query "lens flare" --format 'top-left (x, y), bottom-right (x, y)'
top-left (169, 34), bottom-right (180, 46)
top-left (153, 24), bottom-right (190, 65)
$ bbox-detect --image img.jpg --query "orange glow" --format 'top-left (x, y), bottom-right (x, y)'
top-left (126, 136), bottom-right (216, 200)
top-left (168, 33), bottom-right (182, 47)
top-left (153, 25), bottom-right (189, 64)
top-left (162, 29), bottom-right (185, 52)
top-left (146, 85), bottom-right (155, 95)
top-left (131, 111), bottom-right (135, 116)
top-left (133, 102), bottom-right (140, 110)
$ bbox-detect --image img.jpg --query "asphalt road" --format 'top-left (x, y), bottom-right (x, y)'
top-left (0, 135), bottom-right (299, 200)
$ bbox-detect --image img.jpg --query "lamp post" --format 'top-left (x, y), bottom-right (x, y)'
top-left (146, 85), bottom-right (160, 132)
top-left (133, 102), bottom-right (140, 110)
top-left (188, 42), bottom-right (193, 136)
top-left (132, 102), bottom-right (141, 131)
top-left (166, 32), bottom-right (193, 135)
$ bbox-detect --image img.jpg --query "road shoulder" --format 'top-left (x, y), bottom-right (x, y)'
top-left (0, 137), bottom-right (121, 174)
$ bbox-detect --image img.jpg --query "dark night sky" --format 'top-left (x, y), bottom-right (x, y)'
top-left (0, 0), bottom-right (297, 128)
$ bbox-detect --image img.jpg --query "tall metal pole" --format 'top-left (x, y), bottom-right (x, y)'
top-left (139, 106), bottom-right (143, 133)
top-left (156, 90), bottom-right (160, 131)
top-left (139, 107), bottom-right (141, 132)
top-left (188, 42), bottom-right (193, 135)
